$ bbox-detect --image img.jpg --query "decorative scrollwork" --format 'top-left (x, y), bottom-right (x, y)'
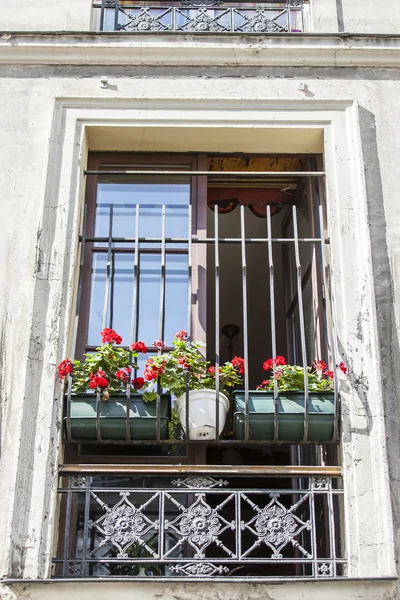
top-left (288, 0), bottom-right (303, 7)
top-left (164, 492), bottom-right (236, 559)
top-left (89, 492), bottom-right (159, 558)
top-left (241, 492), bottom-right (312, 559)
top-left (317, 562), bottom-right (334, 577)
top-left (123, 8), bottom-right (172, 32)
top-left (236, 9), bottom-right (286, 34)
top-left (172, 477), bottom-right (228, 489)
top-left (71, 476), bottom-right (86, 488)
top-left (312, 477), bottom-right (329, 491)
top-left (176, 7), bottom-right (229, 32)
top-left (170, 563), bottom-right (230, 576)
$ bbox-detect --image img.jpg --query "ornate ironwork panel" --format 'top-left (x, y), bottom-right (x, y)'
top-left (93, 1), bottom-right (307, 34)
top-left (54, 474), bottom-right (345, 580)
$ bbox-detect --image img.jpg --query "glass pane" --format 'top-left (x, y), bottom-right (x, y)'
top-left (87, 172), bottom-right (191, 348)
top-left (95, 175), bottom-right (190, 249)
top-left (164, 254), bottom-right (189, 345)
top-left (88, 253), bottom-right (107, 347)
top-left (138, 254), bottom-right (162, 344)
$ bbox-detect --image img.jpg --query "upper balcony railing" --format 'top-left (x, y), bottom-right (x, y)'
top-left (93, 0), bottom-right (308, 34)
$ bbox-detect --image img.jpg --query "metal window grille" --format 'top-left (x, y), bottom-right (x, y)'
top-left (63, 165), bottom-right (339, 447)
top-left (53, 468), bottom-right (345, 580)
top-left (93, 0), bottom-right (307, 33)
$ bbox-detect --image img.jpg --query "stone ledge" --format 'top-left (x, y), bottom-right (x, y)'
top-left (2, 32), bottom-right (400, 66)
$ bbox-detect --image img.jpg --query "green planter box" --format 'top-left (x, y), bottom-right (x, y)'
top-left (232, 390), bottom-right (336, 442)
top-left (64, 393), bottom-right (171, 441)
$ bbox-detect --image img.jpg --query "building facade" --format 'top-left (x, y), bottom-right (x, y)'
top-left (1, 1), bottom-right (400, 599)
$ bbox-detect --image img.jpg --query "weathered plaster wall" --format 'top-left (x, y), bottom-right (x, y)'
top-left (1, 0), bottom-right (400, 33)
top-left (0, 0), bottom-right (93, 32)
top-left (0, 63), bottom-right (400, 598)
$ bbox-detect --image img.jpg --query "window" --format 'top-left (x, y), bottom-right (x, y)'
top-left (55, 151), bottom-right (344, 580)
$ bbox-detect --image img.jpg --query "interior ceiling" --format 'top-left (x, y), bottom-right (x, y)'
top-left (86, 126), bottom-right (324, 155)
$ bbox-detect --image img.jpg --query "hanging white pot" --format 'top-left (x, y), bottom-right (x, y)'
top-left (175, 389), bottom-right (230, 440)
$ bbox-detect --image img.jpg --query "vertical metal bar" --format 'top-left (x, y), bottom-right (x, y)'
top-left (156, 205), bottom-right (166, 443)
top-left (236, 491), bottom-right (241, 560)
top-left (126, 205), bottom-right (140, 443)
top-left (159, 491), bottom-right (165, 560)
top-left (126, 205), bottom-right (141, 443)
top-left (185, 204), bottom-right (192, 442)
top-left (292, 206), bottom-right (309, 442)
top-left (99, 0), bottom-right (106, 31)
top-left (66, 205), bottom-right (87, 442)
top-left (95, 391), bottom-right (102, 442)
top-left (102, 204), bottom-right (113, 330)
top-left (240, 205), bottom-right (250, 442)
top-left (309, 479), bottom-right (318, 578)
top-left (215, 207), bottom-right (220, 442)
top-left (81, 478), bottom-right (90, 577)
top-left (130, 206), bottom-right (140, 348)
top-left (267, 206), bottom-right (279, 442)
top-left (114, 0), bottom-right (120, 31)
top-left (159, 205), bottom-right (166, 343)
top-left (62, 480), bottom-right (73, 578)
top-left (326, 478), bottom-right (337, 576)
top-left (186, 204), bottom-right (192, 338)
top-left (318, 206), bottom-right (339, 442)
top-left (286, 0), bottom-right (291, 32)
top-left (109, 252), bottom-right (115, 329)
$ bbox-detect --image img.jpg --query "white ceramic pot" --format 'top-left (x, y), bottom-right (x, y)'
top-left (175, 389), bottom-right (230, 440)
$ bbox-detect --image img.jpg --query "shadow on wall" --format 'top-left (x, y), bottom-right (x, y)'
top-left (356, 105), bottom-right (400, 576)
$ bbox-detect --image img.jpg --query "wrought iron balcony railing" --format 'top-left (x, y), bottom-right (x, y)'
top-left (53, 468), bottom-right (345, 580)
top-left (93, 0), bottom-right (307, 34)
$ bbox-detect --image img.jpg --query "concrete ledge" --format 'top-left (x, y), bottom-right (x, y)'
top-left (2, 32), bottom-right (400, 66)
top-left (1, 578), bottom-right (399, 600)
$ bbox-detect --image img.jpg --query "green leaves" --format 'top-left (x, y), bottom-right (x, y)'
top-left (143, 336), bottom-right (244, 400)
top-left (260, 364), bottom-right (334, 392)
top-left (68, 343), bottom-right (139, 395)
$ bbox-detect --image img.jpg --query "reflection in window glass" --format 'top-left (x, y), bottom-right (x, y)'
top-left (87, 175), bottom-right (191, 348)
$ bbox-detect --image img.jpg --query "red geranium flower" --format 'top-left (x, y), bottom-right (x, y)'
top-left (178, 357), bottom-right (189, 368)
top-left (132, 377), bottom-right (145, 390)
top-left (256, 379), bottom-right (270, 389)
top-left (143, 358), bottom-right (165, 381)
top-left (152, 340), bottom-right (167, 350)
top-left (324, 370), bottom-right (334, 379)
top-left (313, 359), bottom-right (327, 372)
top-left (263, 358), bottom-right (274, 371)
top-left (275, 356), bottom-right (287, 366)
top-left (100, 328), bottom-right (122, 345)
top-left (89, 369), bottom-right (109, 389)
top-left (175, 330), bottom-right (188, 341)
top-left (232, 356), bottom-right (245, 374)
top-left (58, 358), bottom-right (73, 379)
top-left (208, 366), bottom-right (216, 375)
top-left (115, 367), bottom-right (131, 382)
top-left (130, 341), bottom-right (147, 354)
top-left (338, 361), bottom-right (347, 374)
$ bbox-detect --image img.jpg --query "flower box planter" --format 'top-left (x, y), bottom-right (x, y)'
top-left (64, 393), bottom-right (171, 441)
top-left (232, 390), bottom-right (336, 443)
